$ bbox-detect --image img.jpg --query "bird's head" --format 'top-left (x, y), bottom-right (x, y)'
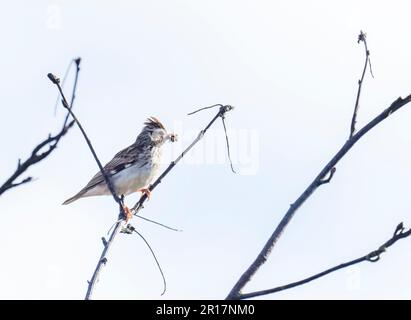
top-left (143, 117), bottom-right (178, 146)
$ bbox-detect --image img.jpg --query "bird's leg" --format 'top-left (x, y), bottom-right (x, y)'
top-left (137, 188), bottom-right (151, 200)
top-left (122, 205), bottom-right (133, 222)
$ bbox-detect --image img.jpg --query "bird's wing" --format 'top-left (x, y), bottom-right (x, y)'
top-left (80, 143), bottom-right (142, 193)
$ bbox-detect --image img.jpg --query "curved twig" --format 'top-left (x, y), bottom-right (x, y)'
top-left (221, 115), bottom-right (236, 173)
top-left (122, 224), bottom-right (167, 295)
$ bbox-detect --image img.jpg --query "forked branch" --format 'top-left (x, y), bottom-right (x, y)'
top-left (237, 223), bottom-right (411, 299)
top-left (0, 58), bottom-right (81, 196)
top-left (226, 30), bottom-right (410, 299)
top-left (226, 94), bottom-right (411, 299)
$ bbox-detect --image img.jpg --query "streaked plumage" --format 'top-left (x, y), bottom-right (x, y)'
top-left (63, 117), bottom-right (177, 205)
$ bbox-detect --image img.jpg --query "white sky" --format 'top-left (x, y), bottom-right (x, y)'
top-left (1, 0), bottom-right (411, 299)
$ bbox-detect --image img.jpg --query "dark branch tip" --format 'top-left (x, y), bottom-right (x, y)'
top-left (221, 105), bottom-right (234, 115)
top-left (47, 73), bottom-right (60, 84)
top-left (357, 30), bottom-right (366, 43)
top-left (394, 222), bottom-right (404, 236)
top-left (318, 167), bottom-right (337, 185)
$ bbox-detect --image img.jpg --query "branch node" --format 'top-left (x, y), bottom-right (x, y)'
top-left (120, 224), bottom-right (135, 234)
top-left (318, 167), bottom-right (336, 186)
top-left (378, 245), bottom-right (387, 253)
top-left (366, 252), bottom-right (380, 262)
top-left (101, 237), bottom-right (108, 247)
top-left (394, 222), bottom-right (404, 236)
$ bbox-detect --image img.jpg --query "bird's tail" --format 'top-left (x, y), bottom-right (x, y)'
top-left (62, 191), bottom-right (85, 205)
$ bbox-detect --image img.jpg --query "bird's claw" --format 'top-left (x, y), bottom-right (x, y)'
top-left (122, 205), bottom-right (133, 222)
top-left (138, 188), bottom-right (152, 200)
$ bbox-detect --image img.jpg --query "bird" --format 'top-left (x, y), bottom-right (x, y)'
top-left (62, 117), bottom-right (177, 221)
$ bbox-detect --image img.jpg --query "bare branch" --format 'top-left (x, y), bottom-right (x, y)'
top-left (236, 223), bottom-right (411, 299)
top-left (122, 224), bottom-right (167, 296)
top-left (226, 94), bottom-right (411, 300)
top-left (86, 219), bottom-right (123, 299)
top-left (48, 72), bottom-right (129, 300)
top-left (349, 31), bottom-right (373, 138)
top-left (0, 58), bottom-right (81, 196)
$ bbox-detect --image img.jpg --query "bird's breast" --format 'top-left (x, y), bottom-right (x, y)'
top-left (112, 163), bottom-right (152, 196)
top-left (113, 146), bottom-right (164, 196)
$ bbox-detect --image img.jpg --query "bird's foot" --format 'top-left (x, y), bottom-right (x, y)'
top-left (122, 205), bottom-right (133, 222)
top-left (138, 188), bottom-right (151, 200)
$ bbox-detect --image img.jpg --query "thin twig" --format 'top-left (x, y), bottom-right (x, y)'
top-left (54, 59), bottom-right (74, 116)
top-left (226, 94), bottom-right (411, 300)
top-left (0, 58), bottom-right (81, 197)
top-left (187, 104), bottom-right (224, 115)
top-left (349, 31), bottom-right (372, 138)
top-left (221, 115), bottom-right (236, 173)
top-left (237, 223), bottom-right (411, 299)
top-left (135, 214), bottom-right (182, 232)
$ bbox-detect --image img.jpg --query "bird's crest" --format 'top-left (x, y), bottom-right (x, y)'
top-left (144, 117), bottom-right (166, 131)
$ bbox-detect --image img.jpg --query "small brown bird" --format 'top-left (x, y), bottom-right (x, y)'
top-left (63, 117), bottom-right (177, 220)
